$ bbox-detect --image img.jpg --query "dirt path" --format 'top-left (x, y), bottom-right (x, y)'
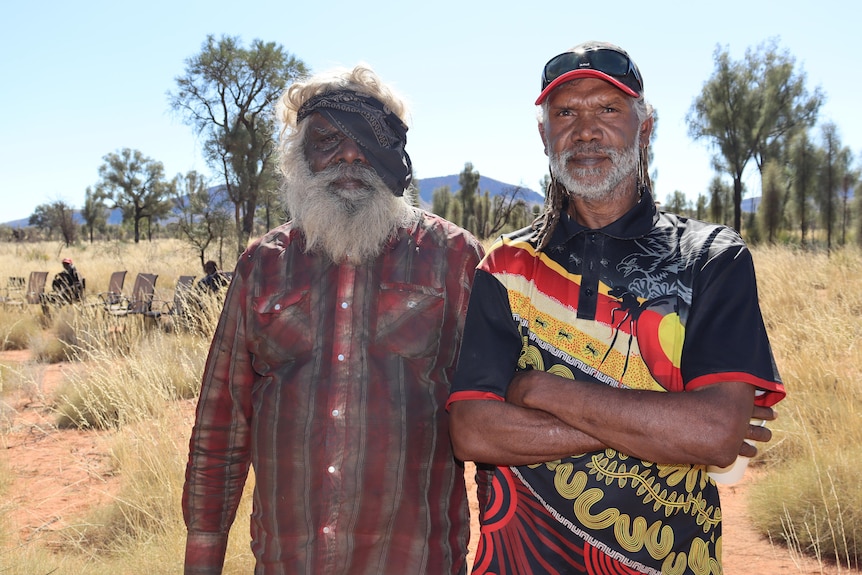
top-left (1, 350), bottom-right (854, 573)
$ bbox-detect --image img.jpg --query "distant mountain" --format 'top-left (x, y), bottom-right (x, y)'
top-left (2, 177), bottom-right (545, 228)
top-left (3, 207), bottom-right (124, 230)
top-left (415, 175), bottom-right (544, 208)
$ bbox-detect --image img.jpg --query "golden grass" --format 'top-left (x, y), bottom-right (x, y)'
top-left (0, 239), bottom-right (860, 571)
top-left (747, 245), bottom-right (862, 568)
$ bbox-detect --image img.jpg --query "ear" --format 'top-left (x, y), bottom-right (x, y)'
top-left (538, 121), bottom-right (549, 156)
top-left (638, 116), bottom-right (654, 147)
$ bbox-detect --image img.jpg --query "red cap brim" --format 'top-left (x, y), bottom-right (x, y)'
top-left (535, 69), bottom-right (640, 105)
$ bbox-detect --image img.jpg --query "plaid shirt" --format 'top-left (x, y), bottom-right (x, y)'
top-left (183, 209), bottom-right (483, 575)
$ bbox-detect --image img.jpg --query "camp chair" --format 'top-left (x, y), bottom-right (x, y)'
top-left (3, 271), bottom-right (48, 309)
top-left (105, 273), bottom-right (158, 317)
top-left (97, 271), bottom-right (128, 310)
top-left (0, 277), bottom-right (25, 304)
top-left (148, 275), bottom-right (196, 319)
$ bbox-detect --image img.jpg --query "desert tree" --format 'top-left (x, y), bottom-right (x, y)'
top-left (817, 123), bottom-right (852, 251)
top-left (457, 162), bottom-right (480, 233)
top-left (431, 185), bottom-right (453, 220)
top-left (695, 194), bottom-right (708, 220)
top-left (663, 190), bottom-right (690, 216)
top-left (97, 148), bottom-right (172, 243)
top-left (855, 179), bottom-right (862, 248)
top-left (81, 186), bottom-right (110, 243)
top-left (483, 185), bottom-right (529, 238)
top-left (687, 39), bottom-right (822, 232)
top-left (172, 171), bottom-right (232, 269)
top-left (758, 160), bottom-right (784, 243)
top-left (29, 200), bottom-right (77, 246)
top-left (169, 34), bottom-right (307, 255)
top-left (707, 176), bottom-right (732, 226)
top-left (839, 164), bottom-right (858, 246)
top-left (787, 132), bottom-right (820, 247)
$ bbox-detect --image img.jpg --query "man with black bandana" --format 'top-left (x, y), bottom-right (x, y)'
top-left (182, 65), bottom-right (484, 574)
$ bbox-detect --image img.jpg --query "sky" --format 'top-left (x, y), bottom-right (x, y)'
top-left (3, 0), bottom-right (860, 223)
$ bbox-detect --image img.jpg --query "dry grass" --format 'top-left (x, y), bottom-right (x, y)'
top-left (748, 245), bottom-right (862, 568)
top-left (1, 239), bottom-right (861, 571)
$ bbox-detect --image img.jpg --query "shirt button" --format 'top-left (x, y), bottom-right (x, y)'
top-left (328, 466), bottom-right (336, 473)
top-left (585, 288), bottom-right (594, 296)
top-left (337, 354), bottom-right (345, 361)
top-left (331, 409), bottom-right (340, 417)
top-left (322, 526), bottom-right (332, 534)
top-left (341, 301), bottom-right (348, 309)
top-left (274, 303), bottom-right (281, 311)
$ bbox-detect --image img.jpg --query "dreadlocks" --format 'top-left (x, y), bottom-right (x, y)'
top-left (532, 177), bottom-right (568, 253)
top-left (532, 97), bottom-right (653, 253)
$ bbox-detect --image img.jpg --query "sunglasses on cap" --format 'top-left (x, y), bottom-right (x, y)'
top-left (536, 46), bottom-right (643, 104)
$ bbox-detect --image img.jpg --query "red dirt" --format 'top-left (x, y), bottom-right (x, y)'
top-left (1, 349), bottom-right (855, 573)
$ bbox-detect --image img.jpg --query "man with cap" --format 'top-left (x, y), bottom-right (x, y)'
top-left (51, 257), bottom-right (84, 303)
top-left (182, 64), bottom-right (483, 574)
top-left (447, 41), bottom-right (786, 574)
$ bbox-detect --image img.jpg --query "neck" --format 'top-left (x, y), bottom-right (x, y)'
top-left (566, 180), bottom-right (641, 229)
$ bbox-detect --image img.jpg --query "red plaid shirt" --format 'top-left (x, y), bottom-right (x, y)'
top-left (183, 210), bottom-right (483, 574)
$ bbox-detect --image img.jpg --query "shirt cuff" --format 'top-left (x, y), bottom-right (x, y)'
top-left (184, 530), bottom-right (230, 575)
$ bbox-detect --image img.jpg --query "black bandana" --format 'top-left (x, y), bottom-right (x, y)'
top-left (297, 89), bottom-right (413, 196)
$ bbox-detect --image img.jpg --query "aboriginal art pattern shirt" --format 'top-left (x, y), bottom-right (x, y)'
top-left (449, 192), bottom-right (785, 575)
top-left (183, 208), bottom-right (483, 575)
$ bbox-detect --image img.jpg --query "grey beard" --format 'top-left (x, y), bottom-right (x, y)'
top-left (283, 160), bottom-right (416, 265)
top-left (549, 139), bottom-right (639, 202)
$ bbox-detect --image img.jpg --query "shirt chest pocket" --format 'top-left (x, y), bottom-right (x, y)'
top-left (374, 283), bottom-right (445, 359)
top-left (249, 289), bottom-right (314, 369)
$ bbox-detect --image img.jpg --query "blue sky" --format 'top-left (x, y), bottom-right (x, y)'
top-left (3, 0), bottom-right (859, 222)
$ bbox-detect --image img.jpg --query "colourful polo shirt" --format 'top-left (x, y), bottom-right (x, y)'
top-left (449, 193), bottom-right (784, 574)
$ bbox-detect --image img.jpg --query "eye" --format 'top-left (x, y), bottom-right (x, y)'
top-left (313, 131), bottom-right (343, 152)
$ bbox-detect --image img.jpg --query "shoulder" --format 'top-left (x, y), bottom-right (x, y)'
top-left (412, 209), bottom-right (484, 256)
top-left (237, 222), bottom-right (301, 271)
top-left (656, 211), bottom-right (749, 259)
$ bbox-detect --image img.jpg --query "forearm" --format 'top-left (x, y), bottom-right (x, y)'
top-left (449, 399), bottom-right (605, 466)
top-left (509, 371), bottom-right (755, 466)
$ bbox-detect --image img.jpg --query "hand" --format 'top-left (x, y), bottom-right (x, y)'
top-left (738, 405), bottom-right (777, 458)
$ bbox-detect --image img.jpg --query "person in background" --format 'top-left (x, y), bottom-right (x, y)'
top-left (182, 64), bottom-right (484, 574)
top-left (50, 257), bottom-right (84, 303)
top-left (447, 41), bottom-right (785, 574)
top-left (196, 260), bottom-right (229, 293)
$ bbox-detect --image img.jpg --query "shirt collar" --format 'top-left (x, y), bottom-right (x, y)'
top-left (552, 188), bottom-right (658, 244)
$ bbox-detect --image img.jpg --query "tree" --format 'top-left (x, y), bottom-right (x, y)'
top-left (788, 132), bottom-right (819, 246)
top-left (172, 171), bottom-right (232, 268)
top-left (663, 190), bottom-right (690, 216)
top-left (170, 35), bottom-right (307, 255)
top-left (431, 185), bottom-right (453, 220)
top-left (483, 186), bottom-right (529, 238)
top-left (687, 39), bottom-right (822, 232)
top-left (29, 200), bottom-right (77, 246)
top-left (97, 148), bottom-right (172, 243)
top-left (81, 186), bottom-right (110, 243)
top-left (695, 194), bottom-right (708, 220)
top-left (457, 162), bottom-right (480, 232)
top-left (855, 179), bottom-right (862, 249)
top-left (707, 176), bottom-right (731, 226)
top-left (817, 123), bottom-right (852, 252)
top-left (839, 165), bottom-right (858, 246)
top-left (759, 160), bottom-right (784, 243)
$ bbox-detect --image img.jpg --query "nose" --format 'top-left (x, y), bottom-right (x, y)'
top-left (571, 116), bottom-right (601, 143)
top-left (336, 137), bottom-right (367, 165)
